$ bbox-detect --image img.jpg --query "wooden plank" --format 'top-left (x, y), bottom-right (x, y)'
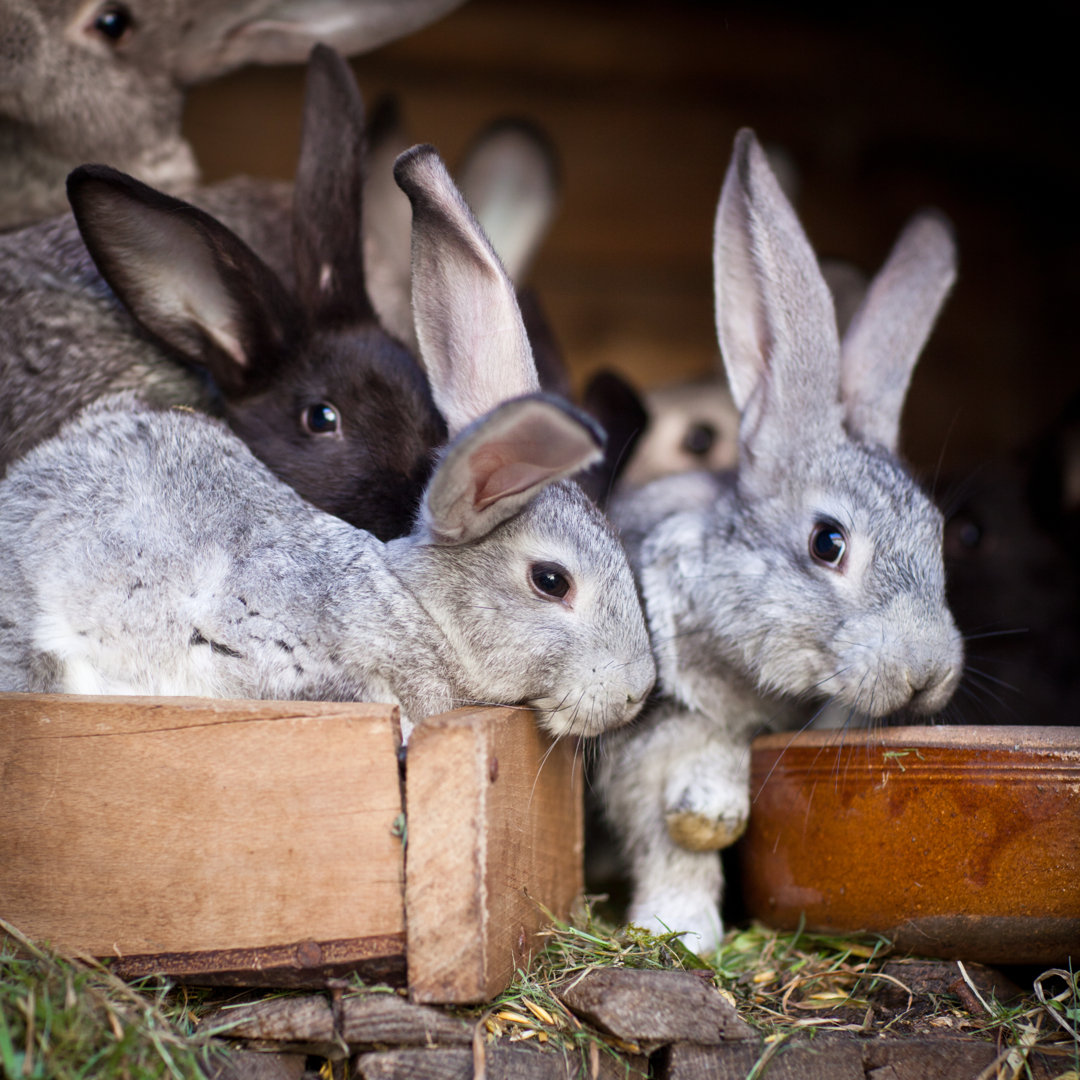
top-left (405, 707), bottom-right (583, 1004)
top-left (0, 694), bottom-right (406, 981)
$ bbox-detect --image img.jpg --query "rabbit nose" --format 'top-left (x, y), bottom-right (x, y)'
top-left (907, 664), bottom-right (961, 715)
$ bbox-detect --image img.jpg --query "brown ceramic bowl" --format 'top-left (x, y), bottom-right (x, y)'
top-left (739, 725), bottom-right (1080, 964)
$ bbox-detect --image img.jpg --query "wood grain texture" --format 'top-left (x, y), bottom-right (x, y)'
top-left (404, 706), bottom-right (583, 1004)
top-left (0, 694), bottom-right (406, 967)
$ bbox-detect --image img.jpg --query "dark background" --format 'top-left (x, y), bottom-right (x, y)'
top-left (184, 0), bottom-right (1079, 475)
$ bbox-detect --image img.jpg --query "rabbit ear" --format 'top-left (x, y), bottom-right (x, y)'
top-left (67, 165), bottom-right (302, 398)
top-left (578, 370), bottom-right (650, 505)
top-left (422, 395), bottom-right (604, 544)
top-left (819, 257), bottom-right (868, 338)
top-left (394, 144), bottom-right (540, 438)
top-left (713, 128), bottom-right (842, 455)
top-left (458, 119), bottom-right (560, 282)
top-left (362, 95), bottom-right (419, 353)
top-left (839, 212), bottom-right (956, 452)
top-left (292, 44), bottom-right (374, 326)
top-left (173, 0), bottom-right (465, 83)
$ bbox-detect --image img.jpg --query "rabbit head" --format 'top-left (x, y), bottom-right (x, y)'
top-left (0, 0), bottom-right (464, 230)
top-left (702, 128), bottom-right (963, 720)
top-left (391, 144), bottom-right (657, 737)
top-left (585, 372), bottom-right (740, 492)
top-left (65, 45), bottom-right (446, 542)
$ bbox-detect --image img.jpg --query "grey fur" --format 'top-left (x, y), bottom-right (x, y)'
top-left (0, 0), bottom-right (464, 230)
top-left (596, 128), bottom-right (963, 952)
top-left (0, 146), bottom-right (656, 741)
top-left (0, 46), bottom-right (446, 543)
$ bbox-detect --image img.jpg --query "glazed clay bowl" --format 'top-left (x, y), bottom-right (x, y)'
top-left (739, 725), bottom-right (1080, 964)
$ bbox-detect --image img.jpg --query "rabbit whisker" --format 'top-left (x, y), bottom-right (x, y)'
top-left (529, 734), bottom-right (564, 811)
top-left (961, 627), bottom-right (1030, 642)
top-left (963, 664), bottom-right (1021, 695)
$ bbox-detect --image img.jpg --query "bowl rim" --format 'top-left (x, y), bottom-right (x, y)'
top-left (751, 724), bottom-right (1080, 752)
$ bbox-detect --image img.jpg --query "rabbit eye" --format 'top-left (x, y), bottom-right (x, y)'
top-left (681, 421), bottom-right (717, 458)
top-left (530, 562), bottom-right (572, 600)
top-left (302, 403), bottom-right (340, 436)
top-left (809, 520), bottom-right (847, 567)
top-left (92, 4), bottom-right (134, 43)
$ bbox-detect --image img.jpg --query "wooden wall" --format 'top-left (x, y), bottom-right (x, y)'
top-left (184, 0), bottom-right (1078, 475)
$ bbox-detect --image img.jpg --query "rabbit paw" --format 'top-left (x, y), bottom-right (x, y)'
top-left (628, 893), bottom-right (724, 955)
top-left (663, 767), bottom-right (749, 852)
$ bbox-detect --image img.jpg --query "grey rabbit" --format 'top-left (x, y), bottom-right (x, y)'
top-left (0, 45), bottom-right (446, 542)
top-left (594, 129), bottom-right (964, 952)
top-left (0, 145), bottom-right (657, 743)
top-left (0, 0), bottom-right (464, 230)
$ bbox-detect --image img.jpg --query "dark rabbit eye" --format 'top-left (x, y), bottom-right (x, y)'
top-left (809, 520), bottom-right (847, 567)
top-left (530, 562), bottom-right (572, 600)
top-left (681, 421), bottom-right (717, 458)
top-left (302, 403), bottom-right (340, 436)
top-left (92, 3), bottom-right (134, 42)
top-left (944, 513), bottom-right (982, 559)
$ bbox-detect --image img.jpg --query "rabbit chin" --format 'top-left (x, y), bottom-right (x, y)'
top-left (531, 684), bottom-right (651, 739)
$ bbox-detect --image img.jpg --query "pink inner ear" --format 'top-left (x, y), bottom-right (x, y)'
top-left (470, 442), bottom-right (553, 510)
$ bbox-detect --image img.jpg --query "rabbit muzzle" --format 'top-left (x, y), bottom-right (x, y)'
top-left (833, 599), bottom-right (964, 719)
top-left (532, 650), bottom-right (656, 739)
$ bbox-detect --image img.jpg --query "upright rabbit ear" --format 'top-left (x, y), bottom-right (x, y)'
top-left (713, 128), bottom-right (842, 458)
top-left (578, 370), bottom-right (650, 505)
top-left (394, 144), bottom-right (540, 438)
top-left (363, 95), bottom-right (418, 351)
top-left (458, 119), bottom-right (560, 283)
top-left (292, 44), bottom-right (374, 327)
top-left (174, 0), bottom-right (465, 83)
top-left (819, 257), bottom-right (868, 338)
top-left (422, 395), bottom-right (604, 544)
top-left (839, 212), bottom-right (956, 452)
top-left (67, 165), bottom-right (302, 398)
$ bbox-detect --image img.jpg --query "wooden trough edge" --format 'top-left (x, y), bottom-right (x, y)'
top-left (0, 693), bottom-right (583, 1003)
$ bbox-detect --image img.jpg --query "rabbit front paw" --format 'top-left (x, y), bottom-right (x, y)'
top-left (663, 767), bottom-right (750, 851)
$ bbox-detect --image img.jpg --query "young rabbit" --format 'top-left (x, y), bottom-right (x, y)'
top-left (595, 129), bottom-right (964, 953)
top-left (0, 146), bottom-right (656, 743)
top-left (0, 0), bottom-right (463, 230)
top-left (0, 45), bottom-right (445, 542)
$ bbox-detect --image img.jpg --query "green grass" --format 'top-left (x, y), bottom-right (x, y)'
top-left (4, 908), bottom-right (1078, 1080)
top-left (0, 919), bottom-right (233, 1080)
top-left (482, 902), bottom-right (1080, 1078)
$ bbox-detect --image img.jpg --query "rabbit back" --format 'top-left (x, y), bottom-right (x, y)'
top-left (0, 394), bottom-right (449, 706)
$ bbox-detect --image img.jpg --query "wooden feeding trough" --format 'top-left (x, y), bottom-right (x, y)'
top-left (0, 693), bottom-right (583, 1004)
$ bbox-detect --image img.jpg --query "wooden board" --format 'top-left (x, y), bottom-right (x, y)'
top-left (405, 706), bottom-right (583, 1004)
top-left (0, 693), bottom-right (407, 984)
